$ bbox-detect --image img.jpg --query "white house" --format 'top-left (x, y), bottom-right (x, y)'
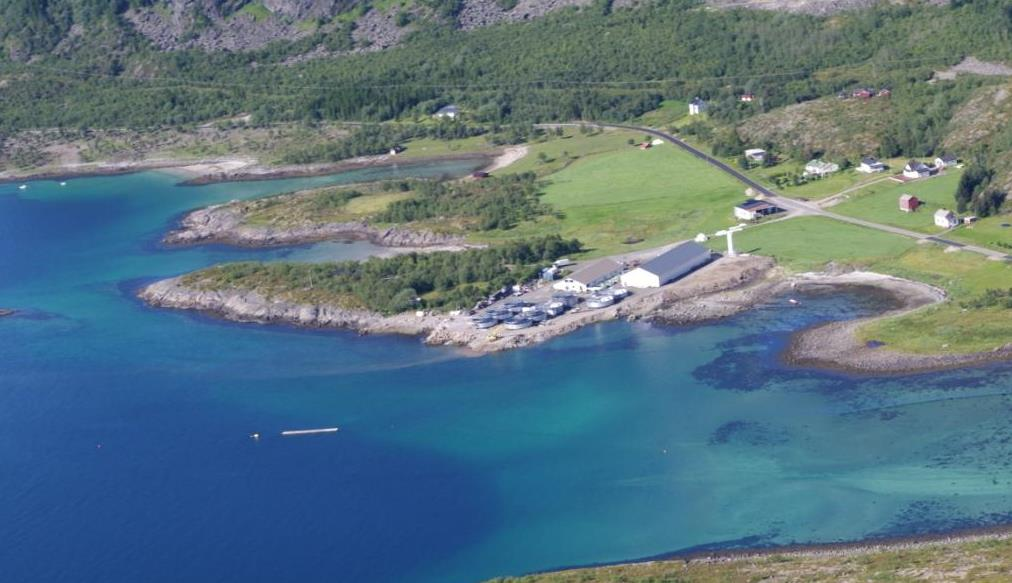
top-left (934, 209), bottom-right (958, 228)
top-left (857, 156), bottom-right (885, 173)
top-left (620, 242), bottom-right (711, 289)
top-left (433, 105), bottom-right (459, 119)
top-left (934, 154), bottom-right (958, 169)
top-left (744, 148), bottom-right (767, 163)
top-left (734, 198), bottom-right (783, 221)
top-left (688, 97), bottom-right (707, 116)
top-left (553, 259), bottom-right (623, 293)
top-left (903, 160), bottom-right (934, 179)
top-left (803, 159), bottom-right (840, 178)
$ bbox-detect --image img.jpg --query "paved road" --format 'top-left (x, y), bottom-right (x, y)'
top-left (537, 123), bottom-right (1010, 261)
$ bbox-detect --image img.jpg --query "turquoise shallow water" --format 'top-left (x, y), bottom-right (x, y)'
top-left (1, 167), bottom-right (1011, 582)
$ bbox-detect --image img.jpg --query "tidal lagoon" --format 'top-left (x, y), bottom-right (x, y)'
top-left (2, 168), bottom-right (1011, 582)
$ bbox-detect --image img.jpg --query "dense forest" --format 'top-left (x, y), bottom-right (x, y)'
top-left (186, 235), bottom-right (582, 313)
top-left (1, 0), bottom-right (1011, 132)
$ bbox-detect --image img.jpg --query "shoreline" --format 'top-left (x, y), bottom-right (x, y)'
top-left (535, 523), bottom-right (1012, 578)
top-left (0, 151), bottom-right (496, 187)
top-left (138, 257), bottom-right (1012, 372)
top-left (783, 271), bottom-right (1012, 374)
top-left (138, 255), bottom-right (779, 354)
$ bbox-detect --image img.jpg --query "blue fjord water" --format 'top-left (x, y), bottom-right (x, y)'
top-left (1, 166), bottom-right (1012, 583)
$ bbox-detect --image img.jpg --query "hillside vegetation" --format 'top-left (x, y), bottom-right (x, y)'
top-left (490, 535), bottom-right (1012, 583)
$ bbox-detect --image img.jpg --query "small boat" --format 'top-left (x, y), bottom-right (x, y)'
top-left (59, 181), bottom-right (67, 186)
top-left (18, 184), bottom-right (27, 190)
top-left (607, 288), bottom-right (630, 300)
top-left (585, 295), bottom-right (615, 309)
top-left (473, 318), bottom-right (498, 329)
top-left (504, 317), bottom-right (533, 330)
top-left (250, 432), bottom-right (261, 440)
top-left (788, 298), bottom-right (799, 305)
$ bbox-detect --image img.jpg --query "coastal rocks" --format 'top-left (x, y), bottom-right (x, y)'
top-left (139, 255), bottom-right (781, 354)
top-left (783, 272), bottom-right (1012, 373)
top-left (164, 203), bottom-right (470, 249)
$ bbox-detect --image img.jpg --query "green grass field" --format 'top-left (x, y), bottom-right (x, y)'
top-left (706, 216), bottom-right (917, 271)
top-left (484, 132), bottom-right (747, 255)
top-left (861, 246), bottom-right (1012, 354)
top-left (948, 213), bottom-right (1012, 250)
top-left (831, 171), bottom-right (964, 234)
top-left (504, 128), bottom-right (641, 176)
top-left (397, 135), bottom-right (499, 159)
top-left (748, 158), bottom-right (906, 201)
top-left (705, 215), bottom-right (1009, 355)
top-left (637, 99), bottom-right (688, 129)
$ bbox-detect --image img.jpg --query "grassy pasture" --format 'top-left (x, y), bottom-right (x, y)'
top-left (831, 170), bottom-right (964, 234)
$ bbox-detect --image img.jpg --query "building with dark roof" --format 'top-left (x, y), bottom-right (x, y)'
top-left (553, 259), bottom-right (623, 293)
top-left (620, 242), bottom-right (711, 288)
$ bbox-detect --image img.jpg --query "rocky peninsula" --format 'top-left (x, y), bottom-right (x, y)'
top-left (139, 255), bottom-right (1012, 372)
top-left (165, 200), bottom-right (472, 249)
top-left (139, 255), bottom-right (778, 354)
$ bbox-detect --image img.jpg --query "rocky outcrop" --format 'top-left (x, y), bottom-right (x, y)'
top-left (705, 0), bottom-right (948, 16)
top-left (457, 0), bottom-right (593, 31)
top-left (165, 203), bottom-right (470, 248)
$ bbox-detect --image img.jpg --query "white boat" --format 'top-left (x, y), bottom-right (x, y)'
top-left (585, 295), bottom-right (615, 309)
top-left (18, 184), bottom-right (27, 190)
top-left (59, 182), bottom-right (67, 186)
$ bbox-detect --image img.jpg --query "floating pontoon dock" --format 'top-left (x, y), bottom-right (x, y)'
top-left (281, 427), bottom-right (340, 436)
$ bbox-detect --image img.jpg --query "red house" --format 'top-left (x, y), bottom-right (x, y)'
top-left (852, 88), bottom-right (874, 99)
top-left (899, 194), bottom-right (920, 212)
top-left (740, 92), bottom-right (755, 103)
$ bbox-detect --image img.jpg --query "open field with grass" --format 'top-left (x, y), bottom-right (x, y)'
top-left (831, 170), bottom-right (965, 234)
top-left (948, 213), bottom-right (1012, 250)
top-left (484, 132), bottom-right (746, 255)
top-left (861, 246), bottom-right (1012, 354)
top-left (637, 99), bottom-right (688, 129)
top-left (396, 135), bottom-right (499, 159)
top-left (490, 535), bottom-right (1012, 583)
top-left (706, 216), bottom-right (917, 271)
top-left (240, 187), bottom-right (411, 227)
top-left (747, 158), bottom-right (906, 201)
top-left (503, 128), bottom-right (640, 176)
top-left (706, 216), bottom-right (1010, 355)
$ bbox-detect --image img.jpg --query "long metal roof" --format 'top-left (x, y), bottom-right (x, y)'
top-left (638, 242), bottom-right (710, 278)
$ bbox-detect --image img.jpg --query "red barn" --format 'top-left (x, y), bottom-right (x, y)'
top-left (899, 194), bottom-right (920, 212)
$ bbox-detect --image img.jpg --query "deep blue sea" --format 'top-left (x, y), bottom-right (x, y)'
top-left (2, 165), bottom-right (1012, 583)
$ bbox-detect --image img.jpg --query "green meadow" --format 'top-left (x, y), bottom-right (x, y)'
top-left (831, 170), bottom-right (964, 234)
top-left (706, 215), bottom-right (1010, 355)
top-left (485, 129), bottom-right (746, 255)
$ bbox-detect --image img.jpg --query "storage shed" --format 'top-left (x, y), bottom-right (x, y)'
top-left (553, 259), bottom-right (623, 293)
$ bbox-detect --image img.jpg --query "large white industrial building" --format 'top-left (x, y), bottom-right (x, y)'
top-left (619, 242), bottom-right (711, 288)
